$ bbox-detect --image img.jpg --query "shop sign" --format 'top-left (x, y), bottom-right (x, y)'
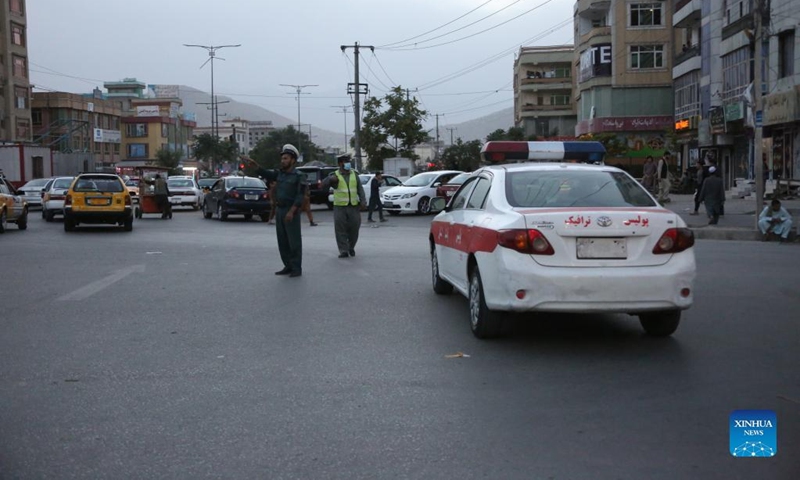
top-left (136, 105), bottom-right (160, 117)
top-left (763, 87), bottom-right (800, 126)
top-left (579, 43), bottom-right (612, 83)
top-left (93, 128), bottom-right (121, 144)
top-left (709, 107), bottom-right (725, 133)
top-left (724, 101), bottom-right (744, 122)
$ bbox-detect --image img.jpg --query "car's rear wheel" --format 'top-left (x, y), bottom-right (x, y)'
top-left (431, 245), bottom-right (453, 295)
top-left (244, 214), bottom-right (253, 221)
top-left (217, 204), bottom-right (227, 221)
top-left (45, 210), bottom-right (55, 222)
top-left (417, 196), bottom-right (431, 215)
top-left (64, 215), bottom-right (76, 232)
top-left (469, 266), bottom-right (504, 339)
top-left (639, 311), bottom-right (681, 337)
top-left (0, 209), bottom-right (7, 233)
top-left (123, 216), bottom-right (133, 232)
top-left (16, 209), bottom-right (27, 230)
top-left (202, 202), bottom-right (212, 219)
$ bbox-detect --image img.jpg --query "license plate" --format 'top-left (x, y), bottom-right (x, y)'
top-left (245, 194), bottom-right (258, 201)
top-left (576, 238), bottom-right (627, 259)
top-left (384, 202), bottom-right (395, 207)
top-left (170, 197), bottom-right (181, 204)
top-left (88, 198), bottom-right (110, 206)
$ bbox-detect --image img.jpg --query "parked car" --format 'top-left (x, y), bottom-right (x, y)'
top-left (202, 176), bottom-right (270, 221)
top-left (429, 162), bottom-right (696, 339)
top-left (41, 176), bottom-right (75, 221)
top-left (326, 173), bottom-right (404, 208)
top-left (436, 171), bottom-right (471, 199)
top-left (296, 166), bottom-right (338, 209)
top-left (0, 174), bottom-right (28, 233)
top-left (63, 174), bottom-right (134, 232)
top-left (198, 177), bottom-right (218, 194)
top-left (381, 170), bottom-right (462, 215)
top-left (167, 176), bottom-right (203, 210)
top-left (17, 178), bottom-right (51, 209)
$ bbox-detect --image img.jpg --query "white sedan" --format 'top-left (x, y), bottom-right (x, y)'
top-left (167, 177), bottom-right (203, 210)
top-left (381, 170), bottom-right (462, 215)
top-left (429, 163), bottom-right (696, 339)
top-left (41, 176), bottom-right (75, 221)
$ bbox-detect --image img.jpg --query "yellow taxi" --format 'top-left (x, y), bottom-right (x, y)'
top-left (63, 173), bottom-right (134, 232)
top-left (0, 173), bottom-right (29, 233)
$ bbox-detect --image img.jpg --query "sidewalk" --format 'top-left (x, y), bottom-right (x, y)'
top-left (663, 193), bottom-right (800, 242)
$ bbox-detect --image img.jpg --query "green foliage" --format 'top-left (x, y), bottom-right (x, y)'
top-left (507, 126), bottom-right (526, 141)
top-left (486, 129), bottom-right (507, 142)
top-left (441, 138), bottom-right (482, 172)
top-left (359, 86), bottom-right (428, 169)
top-left (581, 132), bottom-right (630, 158)
top-left (154, 147), bottom-right (183, 175)
top-left (247, 126), bottom-right (325, 173)
top-left (192, 133), bottom-right (239, 173)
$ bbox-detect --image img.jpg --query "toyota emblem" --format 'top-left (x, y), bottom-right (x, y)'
top-left (597, 216), bottom-right (613, 227)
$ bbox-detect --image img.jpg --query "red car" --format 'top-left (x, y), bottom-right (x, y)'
top-left (436, 172), bottom-right (472, 199)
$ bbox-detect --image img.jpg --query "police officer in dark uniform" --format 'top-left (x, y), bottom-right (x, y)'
top-left (245, 144), bottom-right (306, 277)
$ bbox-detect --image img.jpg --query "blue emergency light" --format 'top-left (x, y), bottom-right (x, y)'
top-left (480, 141), bottom-right (606, 164)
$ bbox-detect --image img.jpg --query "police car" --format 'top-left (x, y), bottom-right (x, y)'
top-left (428, 141), bottom-right (696, 339)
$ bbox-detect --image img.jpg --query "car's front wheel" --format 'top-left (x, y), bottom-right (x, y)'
top-left (469, 266), bottom-right (504, 339)
top-left (417, 196), bottom-right (431, 215)
top-left (0, 208), bottom-right (7, 234)
top-left (639, 310), bottom-right (681, 337)
top-left (431, 245), bottom-right (453, 295)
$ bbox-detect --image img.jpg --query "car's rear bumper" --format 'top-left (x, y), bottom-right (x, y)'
top-left (44, 200), bottom-right (65, 212)
top-left (65, 207), bottom-right (132, 223)
top-left (223, 199), bottom-right (270, 215)
top-left (170, 196), bottom-right (200, 206)
top-left (478, 249), bottom-right (696, 313)
top-left (22, 197), bottom-right (42, 207)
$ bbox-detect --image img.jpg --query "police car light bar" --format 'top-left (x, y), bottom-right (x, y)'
top-left (481, 141), bottom-right (606, 164)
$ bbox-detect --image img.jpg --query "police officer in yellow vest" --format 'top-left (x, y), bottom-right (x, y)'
top-left (322, 154), bottom-right (366, 257)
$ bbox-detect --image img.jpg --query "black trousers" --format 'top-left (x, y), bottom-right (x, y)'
top-left (276, 206), bottom-right (302, 273)
top-left (367, 196), bottom-right (383, 220)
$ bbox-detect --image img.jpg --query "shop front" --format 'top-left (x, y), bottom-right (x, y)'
top-left (763, 86), bottom-right (800, 184)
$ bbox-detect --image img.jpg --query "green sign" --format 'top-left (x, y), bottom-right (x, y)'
top-left (725, 102), bottom-right (744, 122)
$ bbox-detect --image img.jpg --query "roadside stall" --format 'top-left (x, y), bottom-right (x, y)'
top-left (119, 166), bottom-right (172, 219)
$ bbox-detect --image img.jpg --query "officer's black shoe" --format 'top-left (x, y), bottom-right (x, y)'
top-left (275, 267), bottom-right (292, 275)
top-left (349, 249), bottom-right (356, 256)
top-left (338, 252), bottom-right (349, 258)
top-left (289, 271), bottom-right (302, 277)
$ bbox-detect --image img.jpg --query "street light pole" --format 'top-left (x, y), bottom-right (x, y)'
top-left (332, 105), bottom-right (351, 155)
top-left (281, 84), bottom-right (317, 154)
top-left (184, 43), bottom-right (241, 172)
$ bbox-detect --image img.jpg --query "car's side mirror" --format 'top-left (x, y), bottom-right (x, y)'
top-left (430, 197), bottom-right (447, 213)
top-left (432, 182), bottom-right (441, 187)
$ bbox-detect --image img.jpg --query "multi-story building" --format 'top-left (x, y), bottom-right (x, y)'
top-left (120, 97), bottom-right (196, 166)
top-left (574, 0), bottom-right (675, 172)
top-left (513, 46), bottom-right (576, 138)
top-left (0, 0), bottom-right (31, 142)
top-left (31, 90), bottom-right (123, 168)
top-left (762, 0), bottom-right (799, 182)
top-left (672, 0), bottom-right (702, 170)
top-left (249, 120), bottom-right (274, 149)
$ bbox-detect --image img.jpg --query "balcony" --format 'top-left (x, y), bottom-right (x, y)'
top-left (519, 76), bottom-right (572, 91)
top-left (674, 0), bottom-right (701, 28)
top-left (674, 44), bottom-right (700, 66)
top-left (521, 104), bottom-right (573, 112)
top-left (579, 26), bottom-right (611, 47)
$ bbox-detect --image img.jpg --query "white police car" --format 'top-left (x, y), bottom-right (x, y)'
top-left (428, 141), bottom-right (696, 339)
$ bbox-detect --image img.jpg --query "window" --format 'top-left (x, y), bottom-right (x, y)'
top-left (674, 71), bottom-right (700, 119)
top-left (94, 140), bottom-right (102, 154)
top-left (550, 95), bottom-right (571, 106)
top-left (16, 120), bottom-right (30, 140)
top-left (449, 178), bottom-right (478, 211)
top-left (14, 86), bottom-right (28, 109)
top-left (32, 109), bottom-right (42, 126)
top-left (630, 3), bottom-right (663, 27)
top-left (630, 45), bottom-right (664, 69)
top-left (11, 23), bottom-right (25, 47)
top-left (722, 47), bottom-right (750, 102)
top-left (9, 0), bottom-right (23, 14)
top-left (113, 144), bottom-right (120, 155)
top-left (505, 171), bottom-right (656, 208)
top-left (12, 55), bottom-right (26, 78)
top-left (466, 178), bottom-right (491, 209)
top-left (128, 144), bottom-right (148, 158)
top-left (32, 157), bottom-right (44, 178)
top-left (162, 124), bottom-right (169, 138)
top-left (725, 0), bottom-right (751, 26)
top-left (553, 67), bottom-right (571, 78)
top-left (126, 123), bottom-right (148, 137)
top-left (779, 30), bottom-right (795, 78)
top-left (591, 16), bottom-right (606, 28)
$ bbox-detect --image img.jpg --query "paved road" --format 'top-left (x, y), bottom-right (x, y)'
top-left (1, 207), bottom-right (798, 479)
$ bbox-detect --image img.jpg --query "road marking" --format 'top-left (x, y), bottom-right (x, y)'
top-left (57, 265), bottom-right (145, 301)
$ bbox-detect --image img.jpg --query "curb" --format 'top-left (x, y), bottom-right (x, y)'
top-left (690, 227), bottom-right (798, 242)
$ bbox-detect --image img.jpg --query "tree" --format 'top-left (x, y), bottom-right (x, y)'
top-left (154, 147), bottom-right (183, 175)
top-left (359, 86), bottom-right (428, 171)
top-left (441, 138), bottom-right (482, 172)
top-left (486, 129), bottom-right (507, 142)
top-left (248, 126), bottom-right (324, 172)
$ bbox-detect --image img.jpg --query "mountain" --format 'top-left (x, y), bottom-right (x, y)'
top-left (169, 85), bottom-right (514, 147)
top-left (445, 107), bottom-right (515, 143)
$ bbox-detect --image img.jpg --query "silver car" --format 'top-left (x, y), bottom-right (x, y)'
top-left (17, 178), bottom-right (51, 209)
top-left (42, 176), bottom-right (75, 222)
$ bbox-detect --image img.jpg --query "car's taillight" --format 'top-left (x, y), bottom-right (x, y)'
top-left (498, 229), bottom-right (554, 255)
top-left (125, 195), bottom-right (131, 206)
top-left (229, 190), bottom-right (240, 199)
top-left (261, 191), bottom-right (269, 199)
top-left (652, 228), bottom-right (694, 254)
top-left (64, 194), bottom-right (72, 206)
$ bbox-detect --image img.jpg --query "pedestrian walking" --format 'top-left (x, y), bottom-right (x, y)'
top-left (367, 172), bottom-right (386, 223)
top-left (301, 185), bottom-right (318, 226)
top-left (142, 174), bottom-right (172, 219)
top-left (642, 156), bottom-right (656, 193)
top-left (697, 166), bottom-right (725, 225)
top-left (244, 145), bottom-right (306, 277)
top-left (322, 154), bottom-right (366, 257)
top-left (690, 163), bottom-right (706, 215)
top-left (656, 151), bottom-right (672, 203)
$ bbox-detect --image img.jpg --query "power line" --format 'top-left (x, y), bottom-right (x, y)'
top-left (371, 51), bottom-right (398, 88)
top-left (385, 0), bottom-right (556, 51)
top-left (378, 0), bottom-right (497, 48)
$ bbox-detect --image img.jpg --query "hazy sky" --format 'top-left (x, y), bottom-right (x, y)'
top-left (28, 0), bottom-right (574, 133)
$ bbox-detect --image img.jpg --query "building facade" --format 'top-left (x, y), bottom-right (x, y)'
top-left (121, 97), bottom-right (196, 165)
top-left (248, 120), bottom-right (274, 149)
top-left (514, 46), bottom-right (577, 138)
top-left (31, 90), bottom-right (123, 168)
top-left (574, 0), bottom-right (675, 171)
top-left (0, 0), bottom-right (31, 142)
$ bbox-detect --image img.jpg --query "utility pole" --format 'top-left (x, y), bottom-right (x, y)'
top-left (753, 0), bottom-right (765, 223)
top-left (434, 114), bottom-right (441, 159)
top-left (281, 84), bottom-right (317, 155)
top-left (341, 42), bottom-right (374, 171)
top-left (446, 127), bottom-right (457, 146)
top-left (332, 105), bottom-right (351, 155)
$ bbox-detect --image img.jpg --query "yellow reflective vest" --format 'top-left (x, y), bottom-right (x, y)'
top-left (333, 171), bottom-right (359, 206)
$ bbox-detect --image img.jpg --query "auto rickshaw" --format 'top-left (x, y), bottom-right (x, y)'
top-left (125, 166), bottom-right (173, 219)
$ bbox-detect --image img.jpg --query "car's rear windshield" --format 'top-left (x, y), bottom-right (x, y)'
top-left (404, 173), bottom-right (438, 187)
top-left (23, 178), bottom-right (50, 188)
top-left (446, 172), bottom-right (471, 185)
top-left (168, 179), bottom-right (195, 188)
top-left (506, 170), bottom-right (656, 208)
top-left (74, 177), bottom-right (124, 192)
top-left (227, 178), bottom-right (265, 189)
top-left (198, 179), bottom-right (216, 187)
top-left (54, 178), bottom-right (74, 189)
